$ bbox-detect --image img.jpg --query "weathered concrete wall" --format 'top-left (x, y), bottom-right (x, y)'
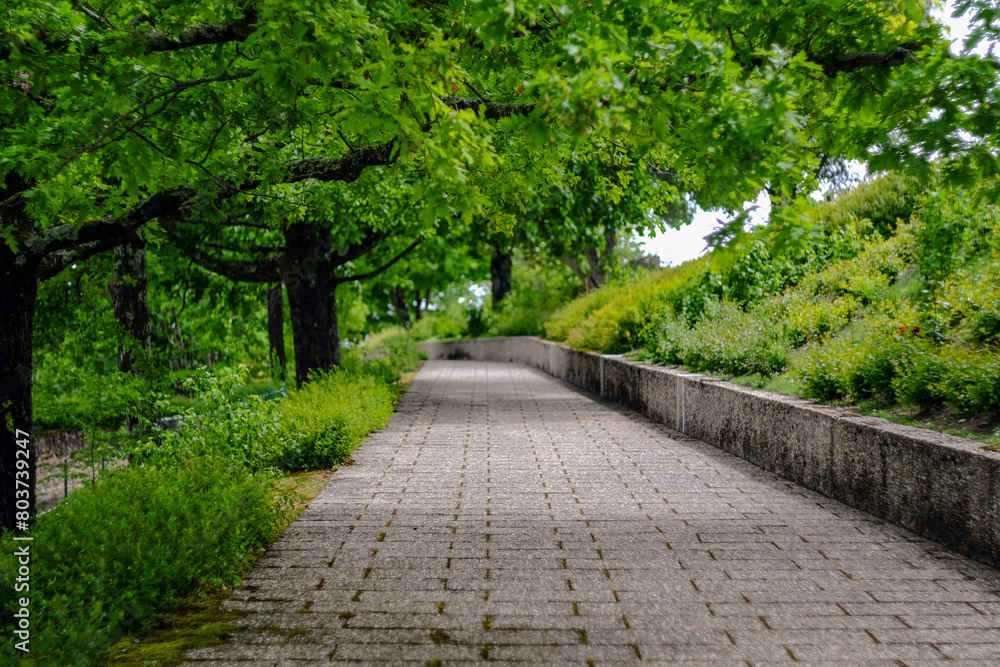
top-left (422, 337), bottom-right (1000, 568)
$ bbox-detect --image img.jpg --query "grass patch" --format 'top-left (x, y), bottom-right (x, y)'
top-left (104, 469), bottom-right (333, 666)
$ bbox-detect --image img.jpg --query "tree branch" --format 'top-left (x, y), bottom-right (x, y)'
top-left (135, 10), bottom-right (261, 53)
top-left (39, 240), bottom-right (111, 280)
top-left (439, 96), bottom-right (535, 119)
top-left (2, 10), bottom-right (260, 62)
top-left (338, 237), bottom-right (423, 283)
top-left (810, 44), bottom-right (922, 77)
top-left (54, 70), bottom-right (255, 178)
top-left (28, 137), bottom-right (402, 264)
top-left (164, 222), bottom-right (280, 283)
top-left (203, 240), bottom-right (283, 254)
top-left (333, 228), bottom-right (389, 266)
top-left (127, 13), bottom-right (152, 29)
top-left (559, 254), bottom-right (589, 285)
top-left (28, 186), bottom-right (197, 260)
top-left (74, 2), bottom-right (114, 31)
top-left (279, 139), bottom-right (398, 185)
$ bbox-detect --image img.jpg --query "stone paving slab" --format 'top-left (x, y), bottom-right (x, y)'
top-left (183, 361), bottom-right (1000, 666)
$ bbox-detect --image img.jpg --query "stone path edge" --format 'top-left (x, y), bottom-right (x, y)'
top-left (422, 336), bottom-right (1000, 570)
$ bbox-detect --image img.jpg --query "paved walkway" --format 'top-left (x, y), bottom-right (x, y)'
top-left (184, 361), bottom-right (1000, 665)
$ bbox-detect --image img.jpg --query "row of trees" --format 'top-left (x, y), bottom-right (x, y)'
top-left (3, 0), bottom-right (999, 530)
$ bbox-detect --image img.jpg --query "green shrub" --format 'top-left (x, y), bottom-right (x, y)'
top-left (892, 343), bottom-right (949, 409)
top-left (489, 261), bottom-right (580, 337)
top-left (761, 293), bottom-right (861, 348)
top-left (796, 227), bottom-right (913, 304)
top-left (798, 306), bottom-right (921, 401)
top-left (275, 369), bottom-right (395, 470)
top-left (969, 308), bottom-right (1000, 346)
top-left (411, 304), bottom-right (468, 340)
top-left (935, 347), bottom-right (1000, 413)
top-left (644, 312), bottom-right (687, 366)
top-left (672, 300), bottom-right (789, 378)
top-left (937, 258), bottom-right (1000, 346)
top-left (667, 266), bottom-right (723, 327)
top-left (545, 282), bottom-right (627, 342)
top-left (808, 171), bottom-right (920, 237)
top-left (546, 261), bottom-right (703, 352)
top-left (125, 370), bottom-right (288, 469)
top-left (465, 306), bottom-right (490, 337)
top-left (488, 302), bottom-right (550, 336)
top-left (912, 188), bottom-right (997, 285)
top-left (127, 364), bottom-right (396, 472)
top-left (545, 176), bottom-right (1000, 421)
top-left (0, 459), bottom-right (287, 665)
top-left (33, 326), bottom-right (169, 432)
top-left (722, 239), bottom-right (796, 306)
top-left (361, 326), bottom-right (426, 374)
top-left (893, 344), bottom-right (1000, 413)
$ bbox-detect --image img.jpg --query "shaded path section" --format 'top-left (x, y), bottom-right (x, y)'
top-left (185, 361), bottom-right (1000, 665)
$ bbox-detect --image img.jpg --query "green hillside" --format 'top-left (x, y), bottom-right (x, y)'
top-left (544, 173), bottom-right (1000, 442)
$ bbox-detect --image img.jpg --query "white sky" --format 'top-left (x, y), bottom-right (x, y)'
top-left (638, 0), bottom-right (981, 267)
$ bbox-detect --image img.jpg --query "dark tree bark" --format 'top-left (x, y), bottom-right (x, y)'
top-left (491, 247), bottom-right (513, 306)
top-left (108, 232), bottom-right (151, 375)
top-left (0, 262), bottom-right (38, 534)
top-left (1, 173), bottom-right (38, 534)
top-left (390, 286), bottom-right (413, 330)
top-left (267, 285), bottom-right (287, 380)
top-left (278, 223), bottom-right (340, 387)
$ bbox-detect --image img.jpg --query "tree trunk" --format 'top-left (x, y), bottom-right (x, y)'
top-left (560, 254), bottom-right (600, 292)
top-left (390, 286), bottom-right (413, 330)
top-left (108, 232), bottom-right (150, 375)
top-left (583, 245), bottom-right (606, 290)
top-left (0, 259), bottom-right (39, 533)
top-left (266, 285), bottom-right (287, 380)
top-left (491, 247), bottom-right (513, 306)
top-left (415, 289), bottom-right (430, 321)
top-left (280, 223), bottom-right (340, 387)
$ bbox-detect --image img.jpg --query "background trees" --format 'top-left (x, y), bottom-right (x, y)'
top-left (514, 159), bottom-right (688, 292)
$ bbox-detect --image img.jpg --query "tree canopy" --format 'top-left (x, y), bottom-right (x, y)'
top-left (6, 0), bottom-right (997, 263)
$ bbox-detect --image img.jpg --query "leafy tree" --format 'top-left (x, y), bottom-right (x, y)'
top-left (363, 221), bottom-right (487, 329)
top-left (167, 179), bottom-right (425, 386)
top-left (3, 0), bottom-right (997, 532)
top-left (516, 158), bottom-right (685, 291)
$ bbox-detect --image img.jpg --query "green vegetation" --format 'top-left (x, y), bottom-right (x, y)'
top-left (545, 173), bottom-right (1000, 435)
top-left (1, 355), bottom-right (411, 664)
top-left (100, 469), bottom-right (333, 666)
top-left (0, 458), bottom-right (286, 665)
